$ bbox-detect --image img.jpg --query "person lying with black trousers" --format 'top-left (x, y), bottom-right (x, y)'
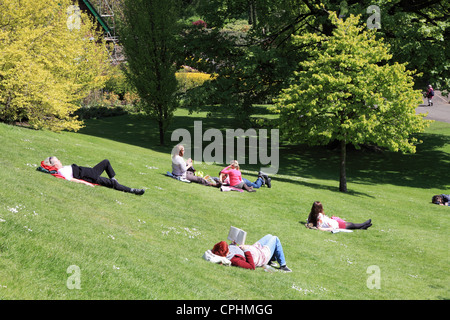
top-left (41, 157), bottom-right (145, 195)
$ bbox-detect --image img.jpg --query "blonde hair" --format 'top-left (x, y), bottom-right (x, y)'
top-left (230, 160), bottom-right (240, 170)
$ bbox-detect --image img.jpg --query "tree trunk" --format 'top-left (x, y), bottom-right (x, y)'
top-left (248, 0), bottom-right (257, 25)
top-left (158, 120), bottom-right (165, 146)
top-left (339, 139), bottom-right (347, 192)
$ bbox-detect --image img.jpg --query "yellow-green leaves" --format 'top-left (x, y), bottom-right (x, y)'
top-left (274, 12), bottom-right (431, 151)
top-left (0, 0), bottom-right (110, 132)
top-left (274, 12), bottom-right (432, 191)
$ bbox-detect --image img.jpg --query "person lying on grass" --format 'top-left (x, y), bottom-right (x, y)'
top-left (219, 170), bottom-right (271, 189)
top-left (306, 201), bottom-right (372, 231)
top-left (41, 157), bottom-right (145, 195)
top-left (431, 194), bottom-right (449, 206)
top-left (211, 234), bottom-right (292, 272)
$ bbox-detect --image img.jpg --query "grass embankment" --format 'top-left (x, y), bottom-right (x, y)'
top-left (0, 109), bottom-right (448, 299)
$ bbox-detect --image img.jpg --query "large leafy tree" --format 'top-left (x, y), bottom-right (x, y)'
top-left (0, 0), bottom-right (110, 132)
top-left (119, 0), bottom-right (180, 145)
top-left (182, 0), bottom-right (448, 126)
top-left (274, 13), bottom-right (432, 192)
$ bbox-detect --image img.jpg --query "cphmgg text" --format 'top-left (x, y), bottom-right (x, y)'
top-left (176, 303), bottom-right (273, 317)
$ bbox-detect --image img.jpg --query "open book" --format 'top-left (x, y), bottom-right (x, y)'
top-left (228, 226), bottom-right (247, 245)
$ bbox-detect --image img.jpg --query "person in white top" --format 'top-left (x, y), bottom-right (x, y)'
top-left (171, 145), bottom-right (220, 187)
top-left (43, 157), bottom-right (145, 195)
top-left (307, 201), bottom-right (372, 231)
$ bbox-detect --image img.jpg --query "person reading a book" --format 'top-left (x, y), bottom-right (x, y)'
top-left (211, 234), bottom-right (292, 272)
top-left (219, 160), bottom-right (257, 192)
top-left (172, 145), bottom-right (220, 187)
top-left (307, 201), bottom-right (372, 231)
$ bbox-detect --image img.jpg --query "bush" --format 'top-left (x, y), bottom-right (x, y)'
top-left (176, 70), bottom-right (212, 94)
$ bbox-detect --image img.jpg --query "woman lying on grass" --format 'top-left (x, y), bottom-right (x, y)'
top-left (307, 201), bottom-right (372, 231)
top-left (41, 157), bottom-right (145, 195)
top-left (211, 235), bottom-right (292, 272)
top-left (431, 194), bottom-right (449, 206)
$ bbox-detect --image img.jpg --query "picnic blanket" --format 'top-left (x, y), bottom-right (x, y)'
top-left (165, 171), bottom-right (244, 192)
top-left (165, 171), bottom-right (191, 183)
top-left (220, 186), bottom-right (244, 192)
top-left (305, 223), bottom-right (353, 233)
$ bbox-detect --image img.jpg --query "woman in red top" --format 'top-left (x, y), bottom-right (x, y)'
top-left (211, 236), bottom-right (292, 272)
top-left (212, 241), bottom-right (255, 269)
top-left (220, 160), bottom-right (256, 192)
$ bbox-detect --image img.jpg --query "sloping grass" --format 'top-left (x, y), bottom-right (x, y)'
top-left (0, 110), bottom-right (448, 300)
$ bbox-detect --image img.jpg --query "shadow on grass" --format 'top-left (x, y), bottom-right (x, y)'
top-left (78, 111), bottom-right (450, 194)
top-left (276, 131), bottom-right (450, 191)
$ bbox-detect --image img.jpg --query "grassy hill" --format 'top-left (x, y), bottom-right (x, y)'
top-left (0, 108), bottom-right (449, 300)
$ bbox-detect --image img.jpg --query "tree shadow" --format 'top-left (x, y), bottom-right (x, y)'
top-left (78, 110), bottom-right (239, 155)
top-left (275, 131), bottom-right (450, 191)
top-left (79, 112), bottom-right (450, 194)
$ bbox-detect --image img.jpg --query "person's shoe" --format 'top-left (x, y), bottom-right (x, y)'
top-left (131, 188), bottom-right (145, 195)
top-left (259, 171), bottom-right (271, 187)
top-left (268, 260), bottom-right (278, 268)
top-left (279, 265), bottom-right (292, 272)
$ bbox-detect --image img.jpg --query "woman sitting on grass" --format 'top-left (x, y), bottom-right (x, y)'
top-left (211, 234), bottom-right (292, 272)
top-left (307, 201), bottom-right (372, 231)
top-left (431, 194), bottom-right (449, 206)
top-left (220, 160), bottom-right (256, 192)
top-left (172, 145), bottom-right (220, 187)
top-left (41, 157), bottom-right (145, 195)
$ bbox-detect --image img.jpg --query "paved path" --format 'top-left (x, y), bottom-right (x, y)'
top-left (416, 90), bottom-right (450, 123)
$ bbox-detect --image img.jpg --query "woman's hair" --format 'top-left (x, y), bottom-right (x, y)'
top-left (230, 160), bottom-right (240, 170)
top-left (308, 201), bottom-right (324, 227)
top-left (432, 195), bottom-right (443, 205)
top-left (172, 144), bottom-right (184, 157)
top-left (212, 241), bottom-right (228, 257)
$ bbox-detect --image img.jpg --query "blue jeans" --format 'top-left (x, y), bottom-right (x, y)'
top-left (257, 234), bottom-right (286, 266)
top-left (243, 177), bottom-right (263, 188)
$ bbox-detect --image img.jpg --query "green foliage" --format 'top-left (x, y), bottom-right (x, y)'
top-left (186, 0), bottom-right (449, 126)
top-left (0, 0), bottom-right (111, 132)
top-left (377, 0), bottom-right (450, 93)
top-left (181, 24), bottom-right (299, 127)
top-left (119, 0), bottom-right (181, 145)
top-left (274, 13), bottom-right (432, 191)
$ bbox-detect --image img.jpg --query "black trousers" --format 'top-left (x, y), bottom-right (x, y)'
top-left (72, 159), bottom-right (132, 193)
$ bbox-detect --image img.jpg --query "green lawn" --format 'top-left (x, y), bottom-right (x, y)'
top-left (0, 109), bottom-right (448, 300)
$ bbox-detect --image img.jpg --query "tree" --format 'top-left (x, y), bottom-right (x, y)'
top-left (274, 13), bottom-right (432, 192)
top-left (183, 0), bottom-right (449, 127)
top-left (0, 0), bottom-right (110, 132)
top-left (119, 0), bottom-right (180, 145)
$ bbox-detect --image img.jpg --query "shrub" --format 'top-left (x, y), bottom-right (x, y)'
top-left (176, 71), bottom-right (212, 94)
